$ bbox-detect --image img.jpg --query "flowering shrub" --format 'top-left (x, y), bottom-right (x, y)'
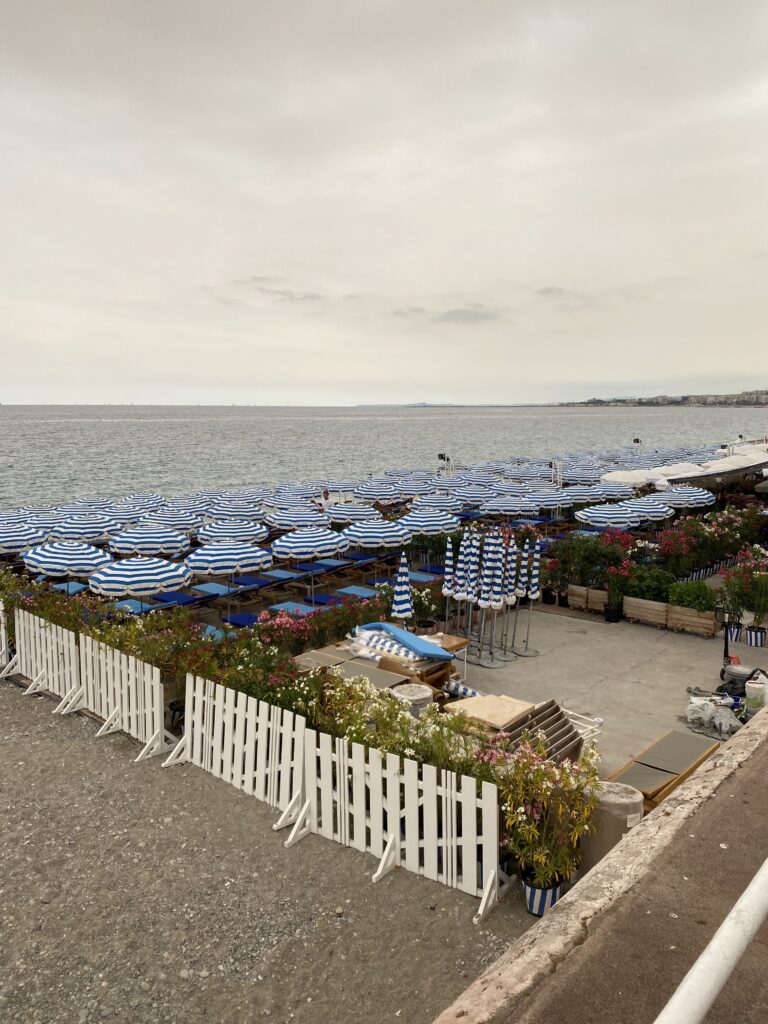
top-left (494, 732), bottom-right (601, 888)
top-left (604, 559), bottom-right (635, 608)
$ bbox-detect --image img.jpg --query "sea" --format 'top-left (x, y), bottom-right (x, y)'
top-left (1, 405), bottom-right (767, 509)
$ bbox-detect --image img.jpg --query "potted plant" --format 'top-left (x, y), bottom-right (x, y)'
top-left (716, 575), bottom-right (746, 643)
top-left (603, 560), bottom-right (633, 623)
top-left (667, 581), bottom-right (717, 637)
top-left (497, 734), bottom-right (601, 916)
top-left (746, 573), bottom-right (768, 648)
top-left (622, 566), bottom-right (675, 628)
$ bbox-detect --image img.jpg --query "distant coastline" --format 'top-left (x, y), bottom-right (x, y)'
top-left (560, 389), bottom-right (768, 408)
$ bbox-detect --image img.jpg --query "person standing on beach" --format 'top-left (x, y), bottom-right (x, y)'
top-left (317, 489), bottom-right (331, 510)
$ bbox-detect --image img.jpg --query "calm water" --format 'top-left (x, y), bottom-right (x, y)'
top-left (1, 405), bottom-right (766, 508)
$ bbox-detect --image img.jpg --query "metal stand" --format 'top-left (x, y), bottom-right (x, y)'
top-left (497, 604), bottom-right (518, 662)
top-left (512, 599), bottom-right (540, 658)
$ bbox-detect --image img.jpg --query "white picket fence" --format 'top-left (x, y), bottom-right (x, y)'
top-left (164, 673), bottom-right (506, 920)
top-left (11, 608), bottom-right (80, 708)
top-left (162, 674), bottom-right (306, 811)
top-left (0, 600), bottom-right (8, 670)
top-left (6, 609), bottom-right (171, 761)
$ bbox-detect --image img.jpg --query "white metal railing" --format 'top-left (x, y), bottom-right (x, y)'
top-left (653, 857), bottom-right (768, 1024)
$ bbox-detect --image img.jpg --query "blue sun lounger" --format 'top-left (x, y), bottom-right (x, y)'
top-left (152, 590), bottom-right (208, 607)
top-left (51, 581), bottom-right (88, 596)
top-left (114, 599), bottom-right (156, 615)
top-left (337, 585), bottom-right (378, 600)
top-left (268, 600), bottom-right (317, 617)
top-left (305, 592), bottom-right (344, 606)
top-left (224, 611), bottom-right (260, 628)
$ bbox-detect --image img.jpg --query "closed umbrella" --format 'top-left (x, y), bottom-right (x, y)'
top-left (109, 527), bottom-right (191, 557)
top-left (23, 540), bottom-right (112, 576)
top-left (513, 540), bottom-right (542, 658)
top-left (441, 538), bottom-right (455, 631)
top-left (197, 520), bottom-right (269, 544)
top-left (88, 556), bottom-right (193, 598)
top-left (391, 551), bottom-right (414, 622)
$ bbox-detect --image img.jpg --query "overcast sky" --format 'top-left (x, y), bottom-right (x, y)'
top-left (1, 1), bottom-right (766, 405)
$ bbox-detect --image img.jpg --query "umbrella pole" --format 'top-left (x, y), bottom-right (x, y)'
top-left (513, 598), bottom-right (540, 658)
top-left (467, 607), bottom-right (486, 665)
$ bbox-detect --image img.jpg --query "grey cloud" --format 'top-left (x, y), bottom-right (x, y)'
top-left (432, 305), bottom-right (504, 324)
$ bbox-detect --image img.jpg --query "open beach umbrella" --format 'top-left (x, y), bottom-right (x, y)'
top-left (275, 484), bottom-right (322, 500)
top-left (391, 552), bottom-right (414, 621)
top-left (491, 482), bottom-right (533, 495)
top-left (655, 487), bottom-right (716, 509)
top-left (341, 518), bottom-right (412, 548)
top-left (262, 494), bottom-right (316, 510)
top-left (430, 476), bottom-right (466, 491)
top-left (326, 503), bottom-right (380, 523)
top-left (272, 527), bottom-right (350, 560)
top-left (57, 498), bottom-right (115, 513)
top-left (51, 513), bottom-right (123, 543)
top-left (140, 508), bottom-right (202, 531)
top-left (165, 496), bottom-right (209, 513)
top-left (454, 485), bottom-right (492, 507)
top-left (413, 493), bottom-right (464, 513)
top-left (323, 480), bottom-right (359, 494)
top-left (575, 505), bottom-right (644, 529)
top-left (206, 501), bottom-right (266, 521)
top-left (24, 512), bottom-right (68, 533)
top-left (562, 485), bottom-right (607, 503)
top-left (353, 481), bottom-right (399, 502)
top-left (0, 510), bottom-right (33, 525)
top-left (23, 541), bottom-right (113, 577)
top-left (265, 507), bottom-right (330, 529)
top-left (618, 499), bottom-right (675, 522)
top-left (598, 482), bottom-right (636, 498)
top-left (109, 526), bottom-right (191, 557)
top-left (480, 497), bottom-right (538, 517)
top-left (88, 556), bottom-right (193, 598)
top-left (397, 507), bottom-right (460, 536)
top-left (394, 479), bottom-right (436, 497)
top-left (197, 519), bottom-right (269, 544)
top-left (186, 542), bottom-right (273, 576)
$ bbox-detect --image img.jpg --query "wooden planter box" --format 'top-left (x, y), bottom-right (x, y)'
top-left (622, 597), bottom-right (668, 628)
top-left (667, 605), bottom-right (717, 638)
top-left (567, 584), bottom-right (588, 610)
top-left (586, 588), bottom-right (608, 613)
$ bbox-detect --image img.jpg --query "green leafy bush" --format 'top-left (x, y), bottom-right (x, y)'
top-left (668, 580), bottom-right (716, 613)
top-left (624, 566), bottom-right (677, 603)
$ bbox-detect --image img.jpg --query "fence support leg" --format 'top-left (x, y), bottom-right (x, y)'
top-left (161, 734), bottom-right (189, 768)
top-left (280, 797), bottom-right (311, 849)
top-left (0, 653), bottom-right (19, 679)
top-left (58, 686), bottom-right (85, 715)
top-left (473, 870), bottom-right (498, 925)
top-left (134, 728), bottom-right (173, 763)
top-left (372, 833), bottom-right (397, 884)
top-left (23, 670), bottom-right (47, 695)
top-left (95, 705), bottom-right (121, 737)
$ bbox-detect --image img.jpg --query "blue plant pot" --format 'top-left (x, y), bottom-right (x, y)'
top-left (523, 880), bottom-right (561, 916)
top-left (726, 623), bottom-right (743, 643)
top-left (746, 627), bottom-right (766, 648)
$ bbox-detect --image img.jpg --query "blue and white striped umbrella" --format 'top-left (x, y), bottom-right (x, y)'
top-left (225, 487), bottom-right (273, 502)
top-left (397, 507), bottom-right (460, 536)
top-left (194, 489), bottom-right (228, 500)
top-left (122, 492), bottom-right (165, 507)
top-left (463, 531), bottom-right (482, 604)
top-left (528, 541), bottom-right (542, 600)
top-left (452, 531), bottom-right (474, 600)
top-left (341, 518), bottom-right (412, 548)
top-left (326, 503), bottom-right (380, 523)
top-left (618, 498), bottom-right (675, 522)
top-left (516, 541), bottom-right (530, 599)
top-left (575, 505), bottom-right (644, 529)
top-left (323, 480), bottom-right (359, 493)
top-left (88, 556), bottom-right (193, 597)
top-left (0, 510), bottom-right (33, 525)
top-left (353, 481), bottom-right (399, 502)
top-left (430, 476), bottom-right (466, 491)
top-left (197, 519), bottom-right (269, 544)
top-left (263, 494), bottom-right (315, 510)
top-left (114, 502), bottom-right (161, 523)
top-left (140, 508), bottom-right (202, 531)
top-left (491, 482), bottom-right (533, 495)
top-left (478, 532), bottom-right (505, 610)
top-left (491, 538), bottom-right (506, 610)
top-left (56, 498), bottom-right (115, 513)
top-left (525, 491), bottom-right (571, 509)
top-left (186, 542), bottom-right (272, 576)
top-left (265, 507), bottom-right (330, 529)
top-left (413, 493), bottom-right (464, 513)
top-left (503, 542), bottom-right (519, 606)
top-left (166, 496), bottom-right (209, 513)
top-left (454, 485), bottom-right (492, 507)
top-left (394, 479), bottom-right (436, 497)
top-left (563, 485), bottom-right (607, 503)
top-left (109, 527), bottom-right (191, 557)
top-left (391, 551), bottom-right (414, 621)
top-left (23, 541), bottom-right (113, 577)
top-left (442, 539), bottom-right (455, 598)
top-left (206, 502), bottom-right (266, 521)
top-left (598, 482), bottom-right (636, 498)
top-left (25, 512), bottom-right (68, 533)
top-left (480, 497), bottom-right (538, 517)
top-left (51, 514), bottom-right (123, 543)
top-left (656, 487), bottom-right (715, 508)
top-left (275, 484), bottom-right (322, 499)
top-left (272, 527), bottom-right (350, 560)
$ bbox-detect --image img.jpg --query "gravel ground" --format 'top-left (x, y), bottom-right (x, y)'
top-left (0, 681), bottom-right (531, 1024)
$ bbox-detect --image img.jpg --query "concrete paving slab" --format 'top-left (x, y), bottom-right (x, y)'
top-left (464, 608), bottom-right (768, 775)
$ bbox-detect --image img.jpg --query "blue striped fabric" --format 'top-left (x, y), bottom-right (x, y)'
top-left (89, 556), bottom-right (193, 597)
top-left (618, 499), bottom-right (674, 522)
top-left (574, 505), bottom-right (644, 528)
top-left (23, 540), bottom-right (113, 576)
top-left (265, 507), bottom-right (330, 529)
top-left (353, 481), bottom-right (399, 501)
top-left (394, 479), bottom-right (436, 496)
top-left (272, 527), bottom-right (350, 560)
top-left (206, 501), bottom-right (266, 521)
top-left (186, 542), bottom-right (273, 575)
top-left (50, 514), bottom-right (123, 543)
top-left (391, 551), bottom-right (414, 620)
top-left (478, 532), bottom-right (505, 610)
top-left (463, 531), bottom-right (482, 603)
top-left (523, 880), bottom-right (561, 916)
top-left (528, 541), bottom-right (542, 600)
top-left (413, 493), bottom-right (464, 513)
top-left (341, 519), bottom-right (412, 548)
top-left (197, 520), bottom-right (269, 543)
top-left (441, 539), bottom-right (455, 597)
top-left (109, 527), bottom-right (191, 557)
top-left (140, 508), bottom-right (202, 531)
top-left (654, 487), bottom-right (715, 508)
top-left (480, 496), bottom-right (538, 516)
top-left (397, 507), bottom-right (460, 536)
top-left (516, 540), bottom-right (530, 598)
top-left (326, 503), bottom-right (380, 523)
top-left (453, 485), bottom-right (492, 506)
top-left (452, 531), bottom-right (472, 599)
top-left (353, 630), bottom-right (419, 661)
top-left (503, 542), bottom-right (519, 606)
